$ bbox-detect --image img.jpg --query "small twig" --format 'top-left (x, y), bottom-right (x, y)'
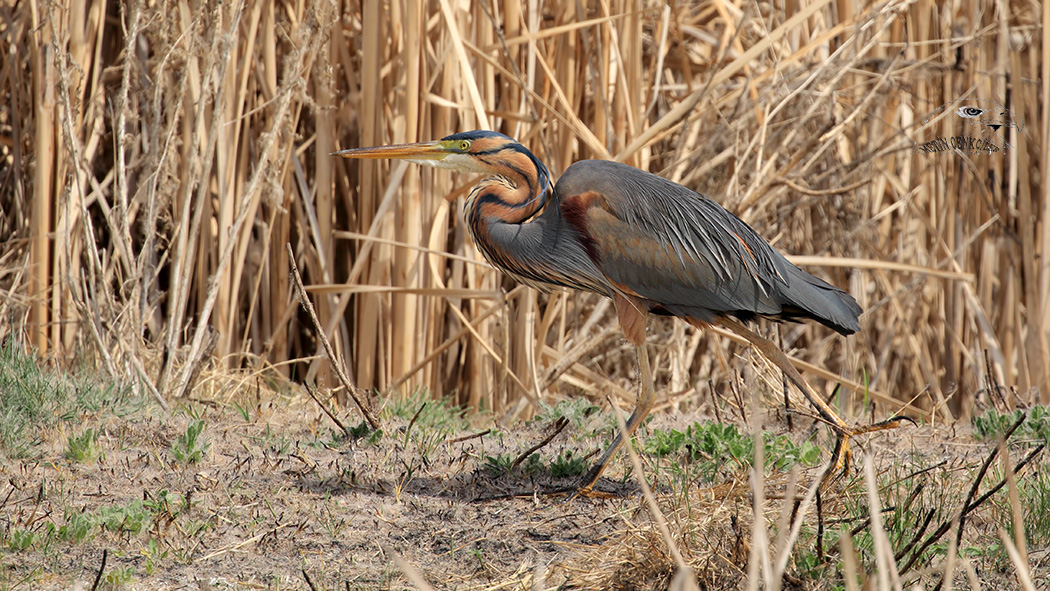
top-left (287, 243), bottom-right (379, 430)
top-left (709, 379), bottom-right (723, 424)
top-left (510, 417), bottom-right (568, 471)
top-left (388, 546), bottom-right (438, 591)
top-left (983, 349), bottom-right (1008, 411)
top-left (178, 326), bottom-right (218, 400)
top-left (898, 482), bottom-right (926, 517)
top-left (849, 506), bottom-right (896, 538)
top-left (445, 429), bottom-right (490, 445)
top-left (776, 327), bottom-right (793, 431)
top-left (962, 444), bottom-right (1044, 523)
top-left (405, 403), bottom-right (427, 441)
top-left (199, 522), bottom-right (293, 561)
top-left (730, 370), bottom-right (748, 428)
top-left (775, 176), bottom-right (870, 197)
top-left (89, 549), bottom-right (108, 591)
top-left (956, 413), bottom-right (1027, 545)
top-left (898, 442), bottom-right (1043, 575)
top-left (894, 508), bottom-right (935, 562)
top-left (302, 568), bottom-right (318, 591)
top-left (539, 325), bottom-right (616, 390)
top-left (609, 396), bottom-right (689, 571)
top-left (305, 384), bottom-right (350, 437)
top-left (815, 490), bottom-right (824, 563)
top-left (894, 460), bottom-right (948, 484)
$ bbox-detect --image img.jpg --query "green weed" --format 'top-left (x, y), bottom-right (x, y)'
top-left (4, 497), bottom-right (167, 553)
top-left (101, 565), bottom-right (134, 590)
top-left (549, 449), bottom-right (588, 478)
top-left (483, 452), bottom-right (542, 477)
top-left (973, 406), bottom-right (1050, 444)
top-left (95, 500), bottom-right (152, 535)
top-left (66, 428), bottom-right (102, 464)
top-left (645, 421), bottom-right (820, 482)
top-left (143, 489), bottom-right (188, 517)
top-left (531, 398), bottom-right (601, 430)
top-left (142, 538), bottom-right (169, 576)
top-left (484, 453), bottom-right (517, 477)
top-left (49, 509), bottom-right (93, 543)
top-left (233, 401), bottom-right (252, 422)
top-left (6, 529), bottom-right (36, 551)
top-left (344, 419), bottom-right (383, 445)
top-left (171, 419), bottom-right (209, 464)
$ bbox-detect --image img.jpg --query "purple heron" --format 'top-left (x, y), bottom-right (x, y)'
top-left (335, 130), bottom-right (905, 494)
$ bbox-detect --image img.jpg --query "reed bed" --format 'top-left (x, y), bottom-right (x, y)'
top-left (2, 0), bottom-right (1047, 425)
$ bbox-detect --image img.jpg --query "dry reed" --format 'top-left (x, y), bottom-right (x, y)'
top-left (1, 0), bottom-right (1047, 426)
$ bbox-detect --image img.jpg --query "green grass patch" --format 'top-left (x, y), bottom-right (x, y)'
top-left (531, 398), bottom-right (601, 430)
top-left (483, 448), bottom-right (587, 478)
top-left (384, 390), bottom-right (470, 461)
top-left (3, 496), bottom-right (170, 554)
top-left (645, 421), bottom-right (820, 482)
top-left (385, 389), bottom-right (469, 431)
top-left (171, 419), bottom-right (209, 464)
top-left (548, 449), bottom-right (589, 478)
top-left (66, 428), bottom-right (102, 464)
top-left (973, 406), bottom-right (1050, 444)
top-left (0, 339), bottom-right (139, 459)
top-left (483, 452), bottom-right (521, 477)
top-left (997, 463), bottom-right (1050, 549)
top-left (792, 458), bottom-right (970, 587)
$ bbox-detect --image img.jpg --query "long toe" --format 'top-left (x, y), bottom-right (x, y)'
top-left (850, 414), bottom-right (916, 436)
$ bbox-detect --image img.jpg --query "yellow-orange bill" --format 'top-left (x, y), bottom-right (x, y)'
top-left (332, 141), bottom-right (447, 160)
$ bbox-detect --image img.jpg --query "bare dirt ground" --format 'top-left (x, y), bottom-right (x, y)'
top-left (0, 386), bottom-right (1045, 591)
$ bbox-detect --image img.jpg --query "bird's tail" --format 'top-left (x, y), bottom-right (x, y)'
top-left (777, 264), bottom-right (862, 335)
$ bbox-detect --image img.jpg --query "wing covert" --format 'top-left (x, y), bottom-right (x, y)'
top-left (557, 160), bottom-right (791, 319)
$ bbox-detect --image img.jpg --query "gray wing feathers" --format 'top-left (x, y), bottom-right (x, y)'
top-left (556, 160), bottom-right (862, 334)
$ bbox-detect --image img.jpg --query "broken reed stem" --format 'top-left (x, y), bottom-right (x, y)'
top-left (608, 394), bottom-right (689, 573)
top-left (510, 417), bottom-right (567, 471)
top-left (287, 243), bottom-right (379, 431)
top-left (89, 548), bottom-right (107, 591)
top-left (895, 420), bottom-right (1043, 575)
top-left (304, 384), bottom-right (350, 437)
top-left (956, 413), bottom-right (1027, 545)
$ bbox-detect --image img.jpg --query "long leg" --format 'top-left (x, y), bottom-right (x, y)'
top-left (718, 317), bottom-right (851, 433)
top-left (717, 317), bottom-right (910, 479)
top-left (576, 343), bottom-right (656, 493)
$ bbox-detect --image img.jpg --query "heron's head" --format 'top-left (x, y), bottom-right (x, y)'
top-left (333, 130), bottom-right (529, 175)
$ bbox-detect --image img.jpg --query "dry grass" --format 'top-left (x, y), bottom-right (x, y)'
top-left (2, 0), bottom-right (1046, 421)
top-left (1, 5), bottom-right (1049, 588)
top-left (3, 0), bottom-right (1046, 425)
top-left (0, 338), bottom-right (1044, 589)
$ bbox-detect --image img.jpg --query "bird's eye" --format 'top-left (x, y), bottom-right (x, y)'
top-left (956, 106), bottom-right (986, 118)
top-left (459, 140), bottom-right (472, 151)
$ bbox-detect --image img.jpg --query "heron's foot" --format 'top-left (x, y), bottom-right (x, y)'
top-left (559, 456), bottom-right (623, 502)
top-left (563, 485), bottom-right (621, 502)
top-left (572, 462), bottom-right (606, 498)
top-left (821, 415), bottom-right (916, 485)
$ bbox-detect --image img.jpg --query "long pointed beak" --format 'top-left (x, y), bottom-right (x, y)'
top-left (332, 140), bottom-right (449, 162)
